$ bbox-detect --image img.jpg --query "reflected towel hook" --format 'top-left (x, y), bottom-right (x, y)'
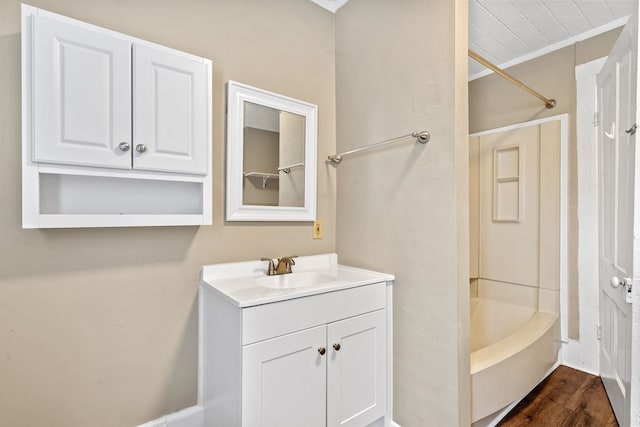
top-left (605, 122), bottom-right (615, 140)
top-left (328, 130), bottom-right (430, 164)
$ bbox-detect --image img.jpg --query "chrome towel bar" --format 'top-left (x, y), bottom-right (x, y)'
top-left (328, 130), bottom-right (430, 164)
top-left (277, 162), bottom-right (304, 173)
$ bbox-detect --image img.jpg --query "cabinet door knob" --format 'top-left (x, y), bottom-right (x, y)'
top-left (333, 343), bottom-right (341, 351)
top-left (118, 142), bottom-right (131, 152)
top-left (136, 144), bottom-right (148, 153)
top-left (318, 347), bottom-right (326, 355)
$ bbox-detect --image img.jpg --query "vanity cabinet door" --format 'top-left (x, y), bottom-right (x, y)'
top-left (327, 309), bottom-right (387, 427)
top-left (32, 15), bottom-right (132, 169)
top-left (133, 44), bottom-right (208, 175)
top-left (242, 325), bottom-right (327, 427)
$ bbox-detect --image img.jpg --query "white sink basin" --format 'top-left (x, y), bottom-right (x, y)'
top-left (254, 271), bottom-right (335, 289)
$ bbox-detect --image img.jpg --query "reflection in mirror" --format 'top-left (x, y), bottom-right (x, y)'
top-left (226, 81), bottom-right (317, 221)
top-left (242, 102), bottom-right (305, 207)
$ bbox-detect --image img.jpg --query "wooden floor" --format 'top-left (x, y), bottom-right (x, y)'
top-left (497, 365), bottom-right (618, 426)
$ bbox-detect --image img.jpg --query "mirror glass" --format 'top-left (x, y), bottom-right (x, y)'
top-left (226, 81), bottom-right (317, 221)
top-left (242, 102), bottom-right (306, 207)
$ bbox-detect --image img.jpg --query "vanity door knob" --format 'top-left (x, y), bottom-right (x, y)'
top-left (318, 347), bottom-right (326, 355)
top-left (118, 142), bottom-right (131, 152)
top-left (333, 343), bottom-right (341, 351)
top-left (136, 144), bottom-right (148, 153)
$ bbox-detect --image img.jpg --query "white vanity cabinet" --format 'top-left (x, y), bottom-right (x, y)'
top-left (243, 309), bottom-right (386, 427)
top-left (325, 310), bottom-right (387, 427)
top-left (199, 254), bottom-right (393, 427)
top-left (22, 5), bottom-right (212, 228)
top-left (242, 325), bottom-right (328, 427)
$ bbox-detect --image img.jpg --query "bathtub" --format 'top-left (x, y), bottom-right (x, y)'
top-left (470, 297), bottom-right (559, 424)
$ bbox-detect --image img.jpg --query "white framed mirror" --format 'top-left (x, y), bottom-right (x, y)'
top-left (226, 81), bottom-right (317, 221)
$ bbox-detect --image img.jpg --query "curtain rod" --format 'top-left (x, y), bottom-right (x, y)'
top-left (469, 49), bottom-right (556, 109)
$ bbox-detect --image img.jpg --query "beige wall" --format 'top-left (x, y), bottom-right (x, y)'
top-left (335, 0), bottom-right (470, 425)
top-left (0, 1), bottom-right (335, 425)
top-left (469, 28), bottom-right (622, 339)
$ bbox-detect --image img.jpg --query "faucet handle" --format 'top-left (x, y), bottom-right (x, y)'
top-left (260, 257), bottom-right (276, 275)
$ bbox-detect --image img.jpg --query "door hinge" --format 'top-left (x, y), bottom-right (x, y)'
top-left (597, 324), bottom-right (602, 340)
top-left (593, 112), bottom-right (599, 127)
top-left (625, 123), bottom-right (637, 135)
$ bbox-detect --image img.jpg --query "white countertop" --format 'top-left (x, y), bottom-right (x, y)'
top-left (200, 253), bottom-right (394, 307)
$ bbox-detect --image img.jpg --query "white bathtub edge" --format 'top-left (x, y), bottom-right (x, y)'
top-left (470, 312), bottom-right (557, 374)
top-left (471, 314), bottom-right (560, 422)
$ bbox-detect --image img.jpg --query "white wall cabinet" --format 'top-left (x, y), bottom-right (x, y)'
top-left (22, 5), bottom-right (212, 228)
top-left (200, 256), bottom-right (393, 427)
top-left (32, 14), bottom-right (132, 170)
top-left (133, 44), bottom-right (208, 175)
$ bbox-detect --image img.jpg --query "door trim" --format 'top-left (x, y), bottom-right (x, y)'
top-left (560, 57), bottom-right (608, 376)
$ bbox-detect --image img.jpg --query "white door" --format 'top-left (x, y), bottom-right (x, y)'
top-left (597, 5), bottom-right (640, 426)
top-left (32, 15), bottom-right (132, 169)
top-left (242, 325), bottom-right (326, 427)
top-left (133, 44), bottom-right (208, 175)
top-left (327, 310), bottom-right (387, 427)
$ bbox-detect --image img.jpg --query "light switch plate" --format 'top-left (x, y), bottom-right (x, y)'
top-left (313, 220), bottom-right (323, 239)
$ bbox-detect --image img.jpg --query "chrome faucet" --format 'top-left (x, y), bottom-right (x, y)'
top-left (260, 256), bottom-right (297, 275)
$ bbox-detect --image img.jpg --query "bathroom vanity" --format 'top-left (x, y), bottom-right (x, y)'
top-left (199, 254), bottom-right (393, 427)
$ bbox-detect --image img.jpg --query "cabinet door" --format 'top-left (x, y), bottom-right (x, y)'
top-left (327, 310), bottom-right (387, 427)
top-left (32, 15), bottom-right (132, 169)
top-left (133, 45), bottom-right (208, 175)
top-left (242, 326), bottom-right (326, 427)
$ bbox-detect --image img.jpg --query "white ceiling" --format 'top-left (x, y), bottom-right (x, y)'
top-left (468, 0), bottom-right (634, 79)
top-left (310, 0), bottom-right (635, 80)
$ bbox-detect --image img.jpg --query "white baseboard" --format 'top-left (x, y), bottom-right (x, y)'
top-left (138, 418), bottom-right (165, 427)
top-left (141, 406), bottom-right (397, 427)
top-left (141, 406), bottom-right (394, 427)
top-left (561, 339), bottom-right (600, 376)
top-left (137, 405), bottom-right (203, 427)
